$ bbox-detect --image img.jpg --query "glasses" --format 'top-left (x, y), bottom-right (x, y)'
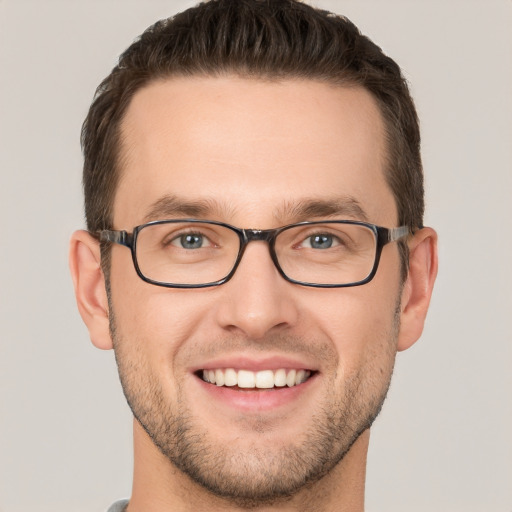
top-left (99, 219), bottom-right (410, 289)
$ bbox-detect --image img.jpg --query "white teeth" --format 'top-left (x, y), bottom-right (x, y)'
top-left (255, 370), bottom-right (274, 389)
top-left (295, 369), bottom-right (307, 385)
top-left (215, 369), bottom-right (225, 387)
top-left (286, 369), bottom-right (296, 387)
top-left (274, 368), bottom-right (287, 387)
top-left (224, 368), bottom-right (237, 386)
top-left (238, 370), bottom-right (255, 388)
top-left (201, 368), bottom-right (312, 388)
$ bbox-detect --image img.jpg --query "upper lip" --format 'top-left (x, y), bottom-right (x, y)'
top-left (190, 354), bottom-right (318, 373)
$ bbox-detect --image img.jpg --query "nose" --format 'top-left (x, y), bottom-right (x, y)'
top-left (215, 241), bottom-right (299, 339)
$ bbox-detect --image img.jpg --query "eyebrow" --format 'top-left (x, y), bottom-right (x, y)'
top-left (142, 194), bottom-right (369, 225)
top-left (274, 197), bottom-right (369, 223)
top-left (142, 195), bottom-right (237, 223)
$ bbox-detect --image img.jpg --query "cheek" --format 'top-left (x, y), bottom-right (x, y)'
top-left (110, 257), bottom-right (217, 368)
top-left (302, 278), bottom-right (400, 378)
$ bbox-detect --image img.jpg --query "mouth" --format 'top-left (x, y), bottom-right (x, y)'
top-left (197, 368), bottom-right (314, 389)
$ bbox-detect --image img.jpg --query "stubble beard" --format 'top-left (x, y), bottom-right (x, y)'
top-left (109, 299), bottom-right (400, 507)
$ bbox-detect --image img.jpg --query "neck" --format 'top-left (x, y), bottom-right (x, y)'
top-left (128, 420), bottom-right (368, 512)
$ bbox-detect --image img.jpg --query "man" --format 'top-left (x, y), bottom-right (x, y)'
top-left (69, 0), bottom-right (437, 510)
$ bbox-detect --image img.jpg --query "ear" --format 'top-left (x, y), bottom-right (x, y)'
top-left (69, 230), bottom-right (113, 350)
top-left (397, 227), bottom-right (438, 351)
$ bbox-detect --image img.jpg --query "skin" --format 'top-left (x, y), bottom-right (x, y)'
top-left (70, 76), bottom-right (438, 511)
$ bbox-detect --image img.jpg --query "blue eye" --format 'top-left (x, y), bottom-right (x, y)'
top-left (304, 234), bottom-right (336, 249)
top-left (174, 233), bottom-right (205, 249)
top-left (311, 234), bottom-right (332, 249)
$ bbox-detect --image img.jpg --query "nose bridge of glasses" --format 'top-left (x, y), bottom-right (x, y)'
top-left (242, 228), bottom-right (276, 244)
top-left (233, 229), bottom-right (282, 282)
top-left (238, 228), bottom-right (280, 271)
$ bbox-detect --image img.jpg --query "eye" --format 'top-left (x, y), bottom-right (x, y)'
top-left (171, 233), bottom-right (209, 249)
top-left (302, 233), bottom-right (339, 249)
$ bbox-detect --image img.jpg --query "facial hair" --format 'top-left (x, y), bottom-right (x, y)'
top-left (109, 298), bottom-right (400, 508)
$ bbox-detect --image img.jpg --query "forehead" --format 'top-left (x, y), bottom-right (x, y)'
top-left (114, 76), bottom-right (396, 227)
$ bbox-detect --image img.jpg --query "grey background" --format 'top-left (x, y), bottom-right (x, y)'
top-left (0, 1), bottom-right (511, 511)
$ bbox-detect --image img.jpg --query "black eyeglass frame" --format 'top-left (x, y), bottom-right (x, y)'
top-left (99, 219), bottom-right (410, 289)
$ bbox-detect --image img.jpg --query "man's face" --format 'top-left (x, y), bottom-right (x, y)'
top-left (109, 76), bottom-right (403, 502)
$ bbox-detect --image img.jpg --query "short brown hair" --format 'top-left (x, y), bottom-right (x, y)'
top-left (82, 0), bottom-right (423, 277)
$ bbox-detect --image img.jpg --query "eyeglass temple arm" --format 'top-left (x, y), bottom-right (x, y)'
top-left (387, 225), bottom-right (410, 243)
top-left (99, 230), bottom-right (133, 248)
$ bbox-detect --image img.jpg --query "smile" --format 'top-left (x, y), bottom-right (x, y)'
top-left (200, 368), bottom-right (312, 389)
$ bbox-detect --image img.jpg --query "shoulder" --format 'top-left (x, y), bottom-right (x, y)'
top-left (106, 499), bottom-right (129, 512)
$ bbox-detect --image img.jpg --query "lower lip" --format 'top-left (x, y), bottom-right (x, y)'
top-left (195, 374), bottom-right (317, 412)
